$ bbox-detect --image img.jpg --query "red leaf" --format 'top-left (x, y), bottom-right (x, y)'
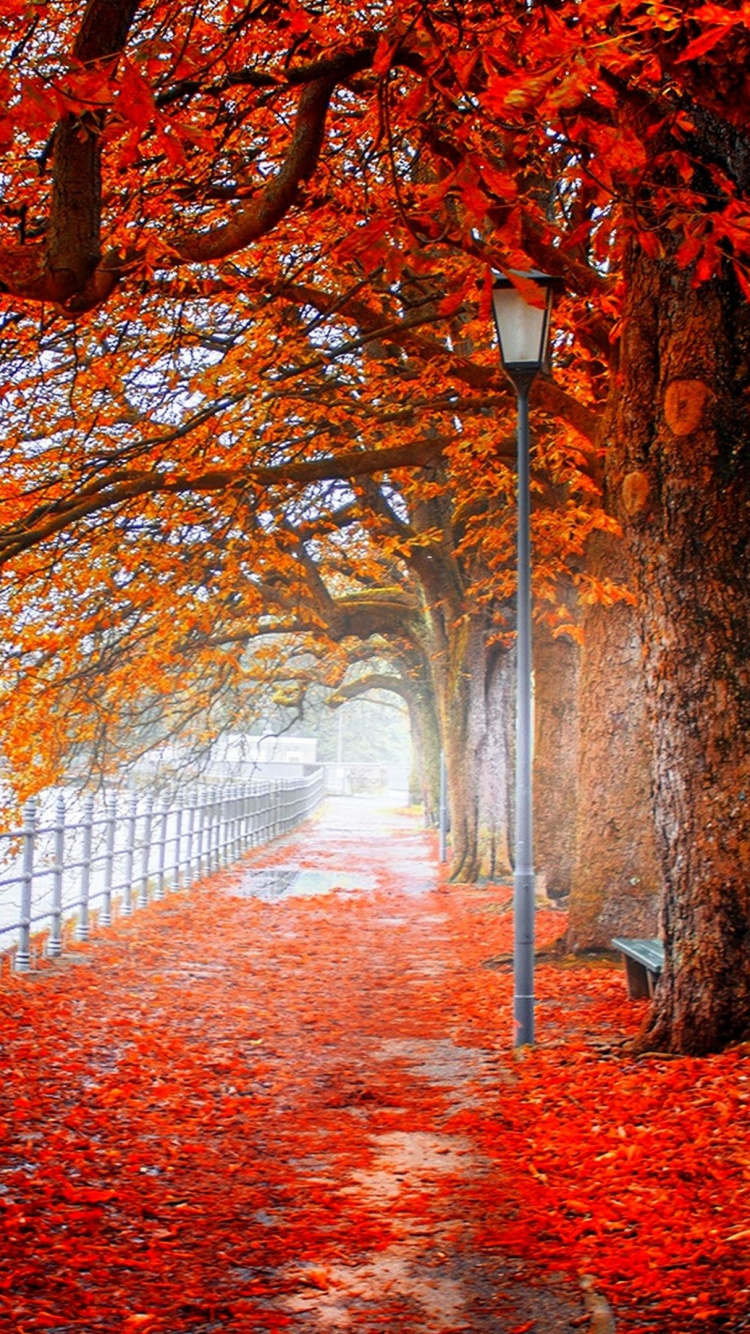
top-left (733, 260), bottom-right (750, 304)
top-left (115, 61), bottom-right (156, 130)
top-left (479, 265), bottom-right (494, 323)
top-left (507, 269), bottom-right (548, 308)
top-left (676, 23), bottom-right (738, 63)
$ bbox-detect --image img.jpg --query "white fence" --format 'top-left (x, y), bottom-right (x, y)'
top-left (0, 770), bottom-right (325, 971)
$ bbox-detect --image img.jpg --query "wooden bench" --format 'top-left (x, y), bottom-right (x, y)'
top-left (611, 937), bottom-right (665, 999)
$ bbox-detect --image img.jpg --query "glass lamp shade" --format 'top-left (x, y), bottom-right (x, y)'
top-left (491, 271), bottom-right (558, 373)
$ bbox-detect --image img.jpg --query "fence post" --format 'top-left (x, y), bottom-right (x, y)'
top-left (201, 791), bottom-right (209, 875)
top-left (224, 789), bottom-right (233, 864)
top-left (205, 791), bottom-right (214, 874)
top-left (229, 784), bottom-right (238, 862)
top-left (222, 785), bottom-right (231, 866)
top-left (239, 784), bottom-right (246, 857)
top-left (47, 793), bottom-right (65, 957)
top-left (15, 799), bottom-right (36, 972)
top-left (221, 785), bottom-right (229, 866)
top-left (245, 785), bottom-right (252, 848)
top-left (101, 793), bottom-right (116, 927)
top-left (204, 791), bottom-right (212, 872)
top-left (75, 794), bottom-right (94, 941)
top-left (122, 792), bottom-right (137, 916)
top-left (138, 794), bottom-right (154, 909)
top-left (217, 786), bottom-right (226, 867)
top-left (258, 784), bottom-right (266, 844)
top-left (172, 793), bottom-right (183, 892)
top-left (185, 791), bottom-right (196, 886)
top-left (155, 795), bottom-right (168, 900)
top-left (194, 791), bottom-right (204, 879)
top-left (215, 789), bottom-right (223, 870)
top-left (251, 786), bottom-right (259, 847)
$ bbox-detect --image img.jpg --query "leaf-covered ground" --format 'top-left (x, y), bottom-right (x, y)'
top-left (0, 799), bottom-right (748, 1333)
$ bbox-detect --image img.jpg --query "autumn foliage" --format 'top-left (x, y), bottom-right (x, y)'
top-left (1, 807), bottom-right (748, 1332)
top-left (0, 0), bottom-right (746, 794)
top-left (0, 0), bottom-right (749, 1055)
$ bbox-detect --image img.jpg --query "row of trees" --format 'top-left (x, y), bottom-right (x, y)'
top-left (0, 0), bottom-right (748, 1054)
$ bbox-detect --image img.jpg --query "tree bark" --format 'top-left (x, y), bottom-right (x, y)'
top-left (611, 236), bottom-right (750, 1053)
top-left (407, 686), bottom-right (441, 825)
top-left (433, 619), bottom-right (514, 883)
top-left (49, 0), bottom-right (142, 303)
top-left (533, 619), bottom-right (581, 901)
top-left (567, 533), bottom-right (663, 947)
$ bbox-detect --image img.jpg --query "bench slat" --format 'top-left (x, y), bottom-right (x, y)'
top-left (611, 936), bottom-right (664, 1000)
top-left (611, 937), bottom-right (664, 970)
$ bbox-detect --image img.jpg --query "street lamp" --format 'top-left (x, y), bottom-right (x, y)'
top-left (491, 270), bottom-right (561, 1047)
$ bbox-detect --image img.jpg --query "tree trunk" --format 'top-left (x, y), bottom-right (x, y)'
top-left (435, 611), bottom-right (581, 891)
top-left (533, 620), bottom-right (580, 901)
top-left (611, 238), bottom-right (750, 1054)
top-left (433, 617), bottom-right (514, 882)
top-left (408, 686), bottom-right (441, 824)
top-left (567, 533), bottom-right (663, 947)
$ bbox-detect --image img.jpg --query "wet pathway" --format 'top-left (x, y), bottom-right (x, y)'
top-left (0, 797), bottom-right (586, 1333)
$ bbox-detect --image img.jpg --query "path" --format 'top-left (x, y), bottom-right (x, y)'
top-left (1, 797), bottom-right (747, 1332)
top-left (0, 795), bottom-right (588, 1332)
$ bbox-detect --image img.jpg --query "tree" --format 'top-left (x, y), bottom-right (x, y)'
top-left (0, 0), bottom-right (749, 1051)
top-left (567, 528), bottom-right (663, 948)
top-left (0, 238), bottom-right (608, 872)
top-left (611, 233), bottom-right (750, 1055)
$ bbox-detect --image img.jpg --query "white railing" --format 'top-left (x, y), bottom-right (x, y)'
top-left (0, 769), bottom-right (325, 971)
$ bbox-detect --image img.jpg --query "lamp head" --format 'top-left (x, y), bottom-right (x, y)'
top-left (491, 270), bottom-right (563, 383)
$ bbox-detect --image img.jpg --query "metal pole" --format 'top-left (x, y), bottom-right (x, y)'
top-left (197, 791), bottom-right (206, 879)
top-left (138, 795), bottom-right (154, 909)
top-left (48, 793), bottom-right (65, 956)
top-left (242, 782), bottom-right (250, 852)
top-left (76, 794), bottom-right (94, 941)
top-left (185, 791), bottom-right (195, 886)
top-left (155, 795), bottom-right (168, 899)
top-left (438, 749), bottom-right (448, 863)
top-left (217, 787), bottom-right (225, 867)
top-left (122, 793), bottom-right (137, 916)
top-left (16, 799), bottom-right (36, 972)
top-left (172, 793), bottom-right (183, 892)
top-left (513, 376), bottom-right (536, 1047)
top-left (101, 793), bottom-right (116, 928)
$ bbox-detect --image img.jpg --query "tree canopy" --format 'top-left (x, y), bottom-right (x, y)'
top-left (1, 0), bottom-right (749, 1053)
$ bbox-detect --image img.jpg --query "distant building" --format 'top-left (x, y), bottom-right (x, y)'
top-left (208, 734), bottom-right (318, 778)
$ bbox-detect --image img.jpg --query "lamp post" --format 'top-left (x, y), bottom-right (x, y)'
top-left (491, 270), bottom-right (561, 1047)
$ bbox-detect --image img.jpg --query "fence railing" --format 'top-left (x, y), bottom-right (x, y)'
top-left (0, 769), bottom-right (325, 971)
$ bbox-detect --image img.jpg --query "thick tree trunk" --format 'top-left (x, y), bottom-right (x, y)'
top-left (407, 687), bottom-right (441, 824)
top-left (567, 533), bottom-right (663, 947)
top-left (533, 620), bottom-right (580, 900)
top-left (611, 242), bottom-right (750, 1054)
top-left (435, 612), bottom-right (581, 891)
top-left (433, 618), bottom-right (514, 883)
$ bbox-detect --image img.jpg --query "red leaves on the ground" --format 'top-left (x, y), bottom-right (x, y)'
top-left (0, 810), bottom-right (747, 1333)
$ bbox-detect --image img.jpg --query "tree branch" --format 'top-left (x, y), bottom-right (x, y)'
top-left (0, 436), bottom-right (445, 566)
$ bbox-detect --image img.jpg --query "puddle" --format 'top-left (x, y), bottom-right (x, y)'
top-left (231, 867), bottom-right (377, 900)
